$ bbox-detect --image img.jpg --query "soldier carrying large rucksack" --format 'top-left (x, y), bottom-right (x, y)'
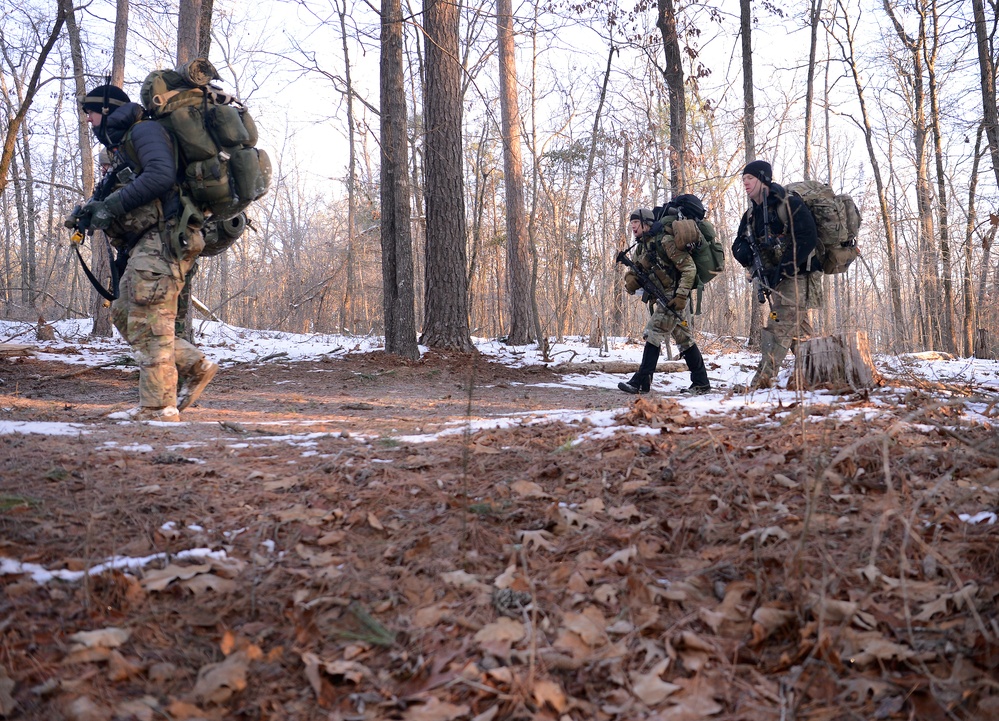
top-left (616, 194), bottom-right (722, 395)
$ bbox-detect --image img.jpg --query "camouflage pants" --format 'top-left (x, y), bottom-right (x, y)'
top-left (767, 271), bottom-right (823, 348)
top-left (112, 226), bottom-right (205, 409)
top-left (643, 303), bottom-right (694, 353)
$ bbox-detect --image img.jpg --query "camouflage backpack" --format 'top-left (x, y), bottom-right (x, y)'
top-left (138, 58), bottom-right (271, 229)
top-left (777, 181), bottom-right (861, 274)
top-left (653, 194), bottom-right (725, 289)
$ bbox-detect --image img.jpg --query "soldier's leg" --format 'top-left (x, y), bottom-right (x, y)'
top-left (673, 324), bottom-right (710, 393)
top-left (619, 306), bottom-right (670, 394)
top-left (117, 231), bottom-right (185, 413)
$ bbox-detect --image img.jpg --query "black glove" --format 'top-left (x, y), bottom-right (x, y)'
top-left (83, 193), bottom-right (125, 231)
top-left (63, 205), bottom-right (90, 231)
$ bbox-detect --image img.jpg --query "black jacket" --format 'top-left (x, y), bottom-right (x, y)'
top-left (97, 102), bottom-right (178, 217)
top-left (732, 182), bottom-right (821, 281)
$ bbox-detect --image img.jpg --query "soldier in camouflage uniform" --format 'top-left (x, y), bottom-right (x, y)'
top-left (74, 85), bottom-right (218, 421)
top-left (619, 207), bottom-right (710, 395)
top-left (732, 160), bottom-right (821, 390)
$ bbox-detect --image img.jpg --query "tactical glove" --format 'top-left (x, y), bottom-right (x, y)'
top-left (667, 294), bottom-right (687, 312)
top-left (64, 206), bottom-right (89, 230)
top-left (83, 192), bottom-right (125, 231)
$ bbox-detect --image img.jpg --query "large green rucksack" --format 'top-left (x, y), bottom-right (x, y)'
top-left (139, 59), bottom-right (271, 232)
top-left (652, 194), bottom-right (725, 290)
top-left (777, 180), bottom-right (861, 274)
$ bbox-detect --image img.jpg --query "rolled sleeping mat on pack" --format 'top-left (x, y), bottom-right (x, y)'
top-left (200, 213), bottom-right (247, 257)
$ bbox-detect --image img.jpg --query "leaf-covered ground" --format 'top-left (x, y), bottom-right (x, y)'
top-left (1, 347), bottom-right (998, 721)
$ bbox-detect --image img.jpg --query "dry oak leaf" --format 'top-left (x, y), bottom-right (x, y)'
top-left (579, 497), bottom-right (605, 514)
top-left (107, 650), bottom-right (143, 682)
top-left (191, 646), bottom-right (262, 704)
top-left (165, 700), bottom-right (209, 720)
top-left (510, 480), bottom-right (550, 499)
top-left (367, 512), bottom-right (385, 531)
top-left (562, 608), bottom-right (609, 647)
top-left (412, 604), bottom-right (451, 628)
top-left (751, 607), bottom-right (797, 645)
top-left (674, 631), bottom-right (718, 673)
top-left (61, 696), bottom-right (109, 721)
top-left (602, 545), bottom-right (638, 569)
top-left (142, 563), bottom-right (212, 592)
top-left (0, 671), bottom-right (16, 717)
top-left (517, 529), bottom-right (557, 552)
top-left (113, 698), bottom-right (159, 721)
top-left (649, 673), bottom-right (724, 720)
top-left (608, 504), bottom-right (641, 521)
top-left (474, 618), bottom-right (526, 646)
top-left (630, 659), bottom-right (681, 706)
top-left (532, 679), bottom-right (568, 712)
top-left (181, 574), bottom-right (238, 595)
top-left (403, 696), bottom-right (470, 721)
top-left (738, 526), bottom-right (790, 546)
top-left (68, 627), bottom-right (131, 650)
top-left (442, 570), bottom-right (490, 593)
top-left (842, 631), bottom-right (915, 668)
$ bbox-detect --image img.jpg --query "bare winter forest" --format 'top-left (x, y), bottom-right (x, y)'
top-left (1, 0), bottom-right (997, 357)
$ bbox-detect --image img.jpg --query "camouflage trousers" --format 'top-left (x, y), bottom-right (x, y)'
top-left (643, 302), bottom-right (694, 353)
top-left (111, 226), bottom-right (205, 409)
top-left (767, 271), bottom-right (823, 348)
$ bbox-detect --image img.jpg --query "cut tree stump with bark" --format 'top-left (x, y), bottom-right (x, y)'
top-left (974, 328), bottom-right (993, 360)
top-left (792, 332), bottom-right (884, 391)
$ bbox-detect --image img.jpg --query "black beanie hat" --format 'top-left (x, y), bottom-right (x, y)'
top-left (80, 85), bottom-right (131, 114)
top-left (742, 160), bottom-right (773, 185)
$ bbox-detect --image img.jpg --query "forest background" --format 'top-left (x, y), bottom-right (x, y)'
top-left (2, 0), bottom-right (998, 360)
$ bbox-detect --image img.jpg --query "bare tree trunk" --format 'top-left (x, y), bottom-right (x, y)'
top-left (198, 0), bottom-right (214, 58)
top-left (803, 0), bottom-right (823, 180)
top-left (832, 0), bottom-right (906, 348)
top-left (613, 134), bottom-right (629, 337)
top-left (972, 0), bottom-right (999, 191)
top-left (337, 0), bottom-right (359, 333)
top-left (420, 0), bottom-right (472, 351)
top-left (0, 5), bottom-right (65, 198)
top-left (177, 0), bottom-right (203, 66)
top-left (924, 0), bottom-right (955, 353)
top-left (657, 0), bottom-right (687, 194)
top-left (963, 125), bottom-right (985, 356)
top-left (496, 0), bottom-right (533, 345)
top-left (380, 0), bottom-right (418, 359)
top-left (110, 0), bottom-right (128, 86)
top-left (740, 0), bottom-right (763, 349)
top-left (884, 0), bottom-right (938, 349)
top-left (560, 43), bottom-right (614, 340)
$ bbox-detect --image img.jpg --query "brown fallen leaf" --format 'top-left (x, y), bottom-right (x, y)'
top-left (0, 670), bottom-right (17, 717)
top-left (533, 679), bottom-right (568, 712)
top-left (191, 647), bottom-right (261, 704)
top-left (107, 651), bottom-right (143, 682)
top-left (510, 480), bottom-right (550, 498)
top-left (142, 563), bottom-right (211, 592)
top-left (631, 659), bottom-right (680, 706)
top-left (403, 696), bottom-right (470, 721)
top-left (68, 627), bottom-right (130, 650)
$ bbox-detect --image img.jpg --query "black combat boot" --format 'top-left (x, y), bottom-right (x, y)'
top-left (679, 344), bottom-right (711, 395)
top-left (619, 342), bottom-right (661, 394)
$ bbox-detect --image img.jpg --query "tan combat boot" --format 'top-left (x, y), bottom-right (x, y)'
top-left (178, 358), bottom-right (219, 411)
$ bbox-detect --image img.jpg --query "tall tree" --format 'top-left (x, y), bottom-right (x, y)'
top-left (177, 0), bottom-right (202, 66)
top-left (803, 0), bottom-right (823, 180)
top-left (420, 0), bottom-right (472, 350)
top-left (972, 0), bottom-right (999, 190)
top-left (831, 0), bottom-right (906, 346)
top-left (740, 0), bottom-right (763, 348)
top-left (656, 0), bottom-right (687, 194)
top-left (0, 3), bottom-right (66, 198)
top-left (496, 0), bottom-right (533, 345)
top-left (380, 0), bottom-right (419, 358)
top-left (884, 0), bottom-right (939, 349)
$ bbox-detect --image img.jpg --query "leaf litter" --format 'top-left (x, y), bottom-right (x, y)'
top-left (0, 349), bottom-right (997, 720)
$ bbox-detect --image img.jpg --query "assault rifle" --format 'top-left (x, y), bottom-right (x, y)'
top-left (614, 246), bottom-right (687, 327)
top-left (65, 165), bottom-right (129, 302)
top-left (745, 195), bottom-right (783, 306)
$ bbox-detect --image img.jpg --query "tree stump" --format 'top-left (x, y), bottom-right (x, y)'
top-left (975, 328), bottom-right (994, 360)
top-left (792, 332), bottom-right (883, 391)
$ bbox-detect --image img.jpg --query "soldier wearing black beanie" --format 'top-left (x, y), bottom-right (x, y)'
top-left (730, 161), bottom-right (823, 391)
